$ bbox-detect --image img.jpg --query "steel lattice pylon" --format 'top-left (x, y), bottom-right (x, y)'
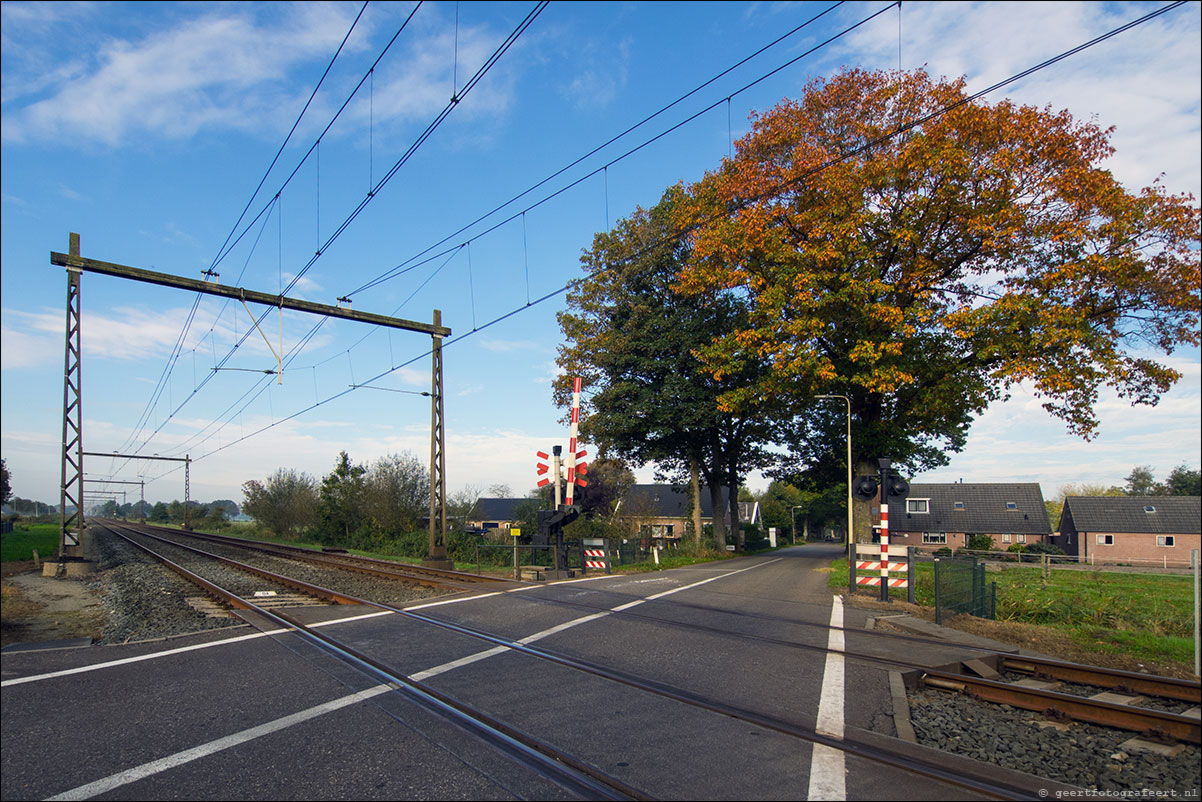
top-left (426, 309), bottom-right (450, 567)
top-left (52, 236), bottom-right (451, 565)
top-left (58, 234), bottom-right (84, 560)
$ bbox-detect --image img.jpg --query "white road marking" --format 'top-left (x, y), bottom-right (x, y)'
top-left (29, 559), bottom-right (777, 800)
top-left (806, 595), bottom-right (846, 800)
top-left (43, 684), bottom-right (395, 801)
top-left (0, 610), bottom-right (394, 688)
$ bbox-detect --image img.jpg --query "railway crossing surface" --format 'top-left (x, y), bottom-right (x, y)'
top-left (3, 543), bottom-right (1061, 800)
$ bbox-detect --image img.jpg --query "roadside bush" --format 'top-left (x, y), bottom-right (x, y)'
top-left (966, 534), bottom-right (995, 552)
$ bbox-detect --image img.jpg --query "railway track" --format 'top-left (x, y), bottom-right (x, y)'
top-left (91, 521), bottom-right (1064, 799)
top-left (439, 575), bottom-right (1200, 744)
top-left (113, 519), bottom-right (513, 593)
top-left (77, 525), bottom-right (1199, 798)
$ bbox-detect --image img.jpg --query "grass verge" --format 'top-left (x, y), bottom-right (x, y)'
top-left (829, 557), bottom-right (1197, 670)
top-left (1, 523), bottom-right (60, 562)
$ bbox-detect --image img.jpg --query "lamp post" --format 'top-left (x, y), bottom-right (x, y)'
top-left (816, 394), bottom-right (852, 555)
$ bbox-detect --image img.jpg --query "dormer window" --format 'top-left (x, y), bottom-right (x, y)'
top-left (907, 499), bottom-right (929, 514)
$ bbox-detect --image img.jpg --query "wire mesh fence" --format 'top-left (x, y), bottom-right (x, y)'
top-left (933, 555), bottom-right (996, 624)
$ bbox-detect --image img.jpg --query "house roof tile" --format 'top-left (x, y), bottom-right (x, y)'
top-left (1061, 495), bottom-right (1200, 535)
top-left (886, 483), bottom-right (1051, 535)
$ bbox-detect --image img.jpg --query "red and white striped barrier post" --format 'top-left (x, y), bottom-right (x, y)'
top-left (880, 499), bottom-right (891, 601)
top-left (565, 377), bottom-right (585, 507)
top-left (583, 538), bottom-right (610, 574)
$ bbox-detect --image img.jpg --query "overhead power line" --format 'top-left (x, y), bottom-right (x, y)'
top-left (113, 0), bottom-right (1186, 476)
top-left (122, 1), bottom-right (547, 461)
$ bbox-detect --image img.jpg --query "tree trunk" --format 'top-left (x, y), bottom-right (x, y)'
top-left (690, 459), bottom-right (703, 548)
top-left (708, 482), bottom-right (727, 549)
top-left (728, 460), bottom-right (743, 551)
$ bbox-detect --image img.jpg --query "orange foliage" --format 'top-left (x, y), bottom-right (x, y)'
top-left (673, 68), bottom-right (1199, 446)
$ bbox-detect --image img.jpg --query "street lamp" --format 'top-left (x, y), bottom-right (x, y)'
top-left (815, 394), bottom-right (852, 555)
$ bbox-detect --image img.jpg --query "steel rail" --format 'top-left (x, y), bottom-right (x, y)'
top-left (919, 669), bottom-right (1200, 743)
top-left (95, 522), bottom-right (648, 801)
top-left (98, 521), bottom-right (1046, 800)
top-left (127, 521), bottom-right (508, 591)
top-left (126, 520), bottom-right (1200, 745)
top-left (108, 522), bottom-right (364, 606)
top-left (1000, 656), bottom-right (1201, 704)
top-left (456, 577), bottom-right (1202, 705)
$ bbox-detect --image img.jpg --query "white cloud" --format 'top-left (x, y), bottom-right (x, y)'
top-left (830, 1), bottom-right (1201, 196)
top-left (2, 3), bottom-right (367, 145)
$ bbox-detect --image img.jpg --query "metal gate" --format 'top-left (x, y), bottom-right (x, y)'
top-left (933, 556), bottom-right (996, 624)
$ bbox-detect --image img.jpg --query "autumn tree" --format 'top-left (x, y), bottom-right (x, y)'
top-left (556, 188), bottom-right (778, 550)
top-left (674, 68), bottom-right (1199, 538)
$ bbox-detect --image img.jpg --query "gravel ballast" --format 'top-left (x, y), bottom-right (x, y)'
top-left (88, 526), bottom-right (447, 644)
top-left (908, 688), bottom-right (1200, 796)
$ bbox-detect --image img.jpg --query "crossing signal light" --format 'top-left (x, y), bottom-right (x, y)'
top-left (884, 472), bottom-right (910, 499)
top-left (852, 475), bottom-right (878, 501)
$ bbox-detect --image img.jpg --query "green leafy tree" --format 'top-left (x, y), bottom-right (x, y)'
top-left (1124, 465), bottom-right (1164, 496)
top-left (242, 469), bottom-right (318, 539)
top-left (363, 452), bottom-right (428, 535)
top-left (1, 458), bottom-right (11, 506)
top-left (556, 187), bottom-right (778, 551)
top-left (149, 501), bottom-right (169, 523)
top-left (674, 68), bottom-right (1199, 532)
top-left (209, 499), bottom-right (241, 518)
top-left (318, 451), bottom-right (367, 544)
top-left (568, 457), bottom-right (635, 520)
top-left (1165, 464), bottom-right (1201, 496)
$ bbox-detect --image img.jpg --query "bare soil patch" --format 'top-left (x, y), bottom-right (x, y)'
top-left (1, 564), bottom-right (106, 647)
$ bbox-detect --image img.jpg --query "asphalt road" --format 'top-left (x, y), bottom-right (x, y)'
top-left (2, 543), bottom-right (991, 800)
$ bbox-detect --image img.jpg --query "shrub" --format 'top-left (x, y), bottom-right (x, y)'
top-left (966, 534), bottom-right (995, 552)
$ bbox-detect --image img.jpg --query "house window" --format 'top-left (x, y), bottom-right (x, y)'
top-left (953, 501), bottom-right (965, 510)
top-left (907, 499), bottom-right (929, 514)
top-left (1002, 534), bottom-right (1011, 543)
top-left (1006, 501), bottom-right (1018, 510)
top-left (1157, 535), bottom-right (1175, 547)
top-left (1096, 534), bottom-right (1113, 545)
top-left (922, 532), bottom-right (946, 544)
top-left (1144, 505), bottom-right (1156, 513)
top-left (1017, 533), bottom-right (1026, 544)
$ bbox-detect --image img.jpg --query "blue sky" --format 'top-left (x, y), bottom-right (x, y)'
top-left (2, 1), bottom-right (1199, 508)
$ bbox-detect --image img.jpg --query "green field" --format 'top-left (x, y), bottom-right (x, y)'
top-left (1, 522), bottom-right (60, 563)
top-left (830, 558), bottom-right (1196, 667)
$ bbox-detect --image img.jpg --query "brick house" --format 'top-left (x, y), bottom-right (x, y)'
top-left (881, 483), bottom-right (1052, 551)
top-left (615, 484), bottom-right (756, 545)
top-left (1054, 496), bottom-right (1201, 568)
top-left (466, 497), bottom-right (528, 532)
